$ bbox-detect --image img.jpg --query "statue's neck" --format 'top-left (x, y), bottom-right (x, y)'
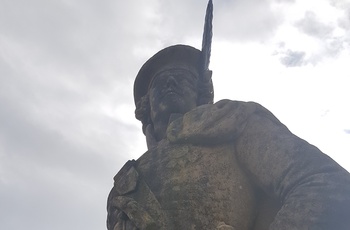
top-left (152, 113), bottom-right (182, 142)
top-left (152, 120), bottom-right (168, 142)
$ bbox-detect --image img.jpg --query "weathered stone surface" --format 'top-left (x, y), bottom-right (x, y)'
top-left (107, 42), bottom-right (350, 229)
top-left (113, 161), bottom-right (139, 195)
top-left (135, 141), bottom-right (257, 229)
top-left (107, 99), bottom-right (350, 230)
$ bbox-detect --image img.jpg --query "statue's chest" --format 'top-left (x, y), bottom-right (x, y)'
top-left (137, 142), bottom-right (258, 230)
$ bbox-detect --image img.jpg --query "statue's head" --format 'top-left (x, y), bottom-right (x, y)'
top-left (134, 45), bottom-right (214, 134)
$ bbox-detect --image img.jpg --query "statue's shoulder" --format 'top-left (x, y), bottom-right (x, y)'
top-left (214, 99), bottom-right (281, 124)
top-left (214, 99), bottom-right (265, 109)
top-left (209, 99), bottom-right (267, 119)
top-left (112, 160), bottom-right (139, 196)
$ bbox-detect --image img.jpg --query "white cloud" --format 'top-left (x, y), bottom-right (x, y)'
top-left (271, 0), bottom-right (350, 66)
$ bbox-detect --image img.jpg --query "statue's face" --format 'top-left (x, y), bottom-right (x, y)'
top-left (149, 68), bottom-right (198, 122)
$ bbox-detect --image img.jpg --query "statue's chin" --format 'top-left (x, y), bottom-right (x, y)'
top-left (160, 98), bottom-right (186, 114)
top-left (160, 95), bottom-right (195, 115)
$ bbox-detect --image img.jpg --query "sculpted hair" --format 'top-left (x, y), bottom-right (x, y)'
top-left (197, 78), bottom-right (214, 106)
top-left (135, 79), bottom-right (213, 134)
top-left (135, 93), bottom-right (151, 134)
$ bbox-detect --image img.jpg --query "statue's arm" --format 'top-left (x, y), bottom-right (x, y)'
top-left (235, 106), bottom-right (350, 229)
top-left (167, 99), bottom-right (255, 145)
top-left (107, 191), bottom-right (156, 230)
top-left (106, 161), bottom-right (158, 230)
top-left (167, 99), bottom-right (350, 229)
top-left (107, 160), bottom-right (169, 230)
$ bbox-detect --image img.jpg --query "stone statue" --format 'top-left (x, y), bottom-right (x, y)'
top-left (107, 45), bottom-right (350, 230)
top-left (107, 2), bottom-right (350, 229)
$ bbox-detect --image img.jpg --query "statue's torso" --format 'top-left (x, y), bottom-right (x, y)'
top-left (136, 140), bottom-right (258, 229)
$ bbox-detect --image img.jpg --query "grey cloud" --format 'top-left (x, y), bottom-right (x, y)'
top-left (0, 72), bottom-right (136, 229)
top-left (295, 11), bottom-right (334, 38)
top-left (336, 3), bottom-right (350, 50)
top-left (329, 0), bottom-right (350, 10)
top-left (345, 130), bottom-right (350, 134)
top-left (281, 7), bottom-right (350, 66)
top-left (0, 1), bottom-right (150, 229)
top-left (154, 0), bottom-right (291, 44)
top-left (338, 14), bottom-right (350, 30)
top-left (0, 108), bottom-right (137, 230)
top-left (275, 0), bottom-right (295, 2)
top-left (280, 50), bottom-right (306, 67)
top-left (0, 0), bottom-right (158, 90)
top-left (213, 0), bottom-right (284, 42)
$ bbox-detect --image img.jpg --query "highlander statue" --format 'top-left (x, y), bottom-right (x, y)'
top-left (107, 1), bottom-right (350, 229)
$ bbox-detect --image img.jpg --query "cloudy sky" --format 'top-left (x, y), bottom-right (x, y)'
top-left (1, 0), bottom-right (349, 229)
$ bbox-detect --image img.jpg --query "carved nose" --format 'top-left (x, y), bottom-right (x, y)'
top-left (166, 76), bottom-right (178, 88)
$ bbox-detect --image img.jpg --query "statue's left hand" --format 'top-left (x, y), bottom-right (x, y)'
top-left (107, 195), bottom-right (157, 230)
top-left (166, 99), bottom-right (258, 145)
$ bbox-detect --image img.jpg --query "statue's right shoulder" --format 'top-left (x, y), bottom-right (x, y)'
top-left (113, 160), bottom-right (139, 195)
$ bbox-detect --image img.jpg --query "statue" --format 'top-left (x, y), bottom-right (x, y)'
top-left (107, 1), bottom-right (350, 229)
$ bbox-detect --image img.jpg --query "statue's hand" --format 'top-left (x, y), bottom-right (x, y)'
top-left (107, 196), bottom-right (157, 230)
top-left (107, 161), bottom-right (154, 230)
top-left (107, 199), bottom-right (137, 230)
top-left (166, 100), bottom-right (259, 145)
top-left (107, 161), bottom-right (165, 230)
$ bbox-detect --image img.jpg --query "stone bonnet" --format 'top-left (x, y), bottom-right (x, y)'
top-left (133, 44), bottom-right (202, 106)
